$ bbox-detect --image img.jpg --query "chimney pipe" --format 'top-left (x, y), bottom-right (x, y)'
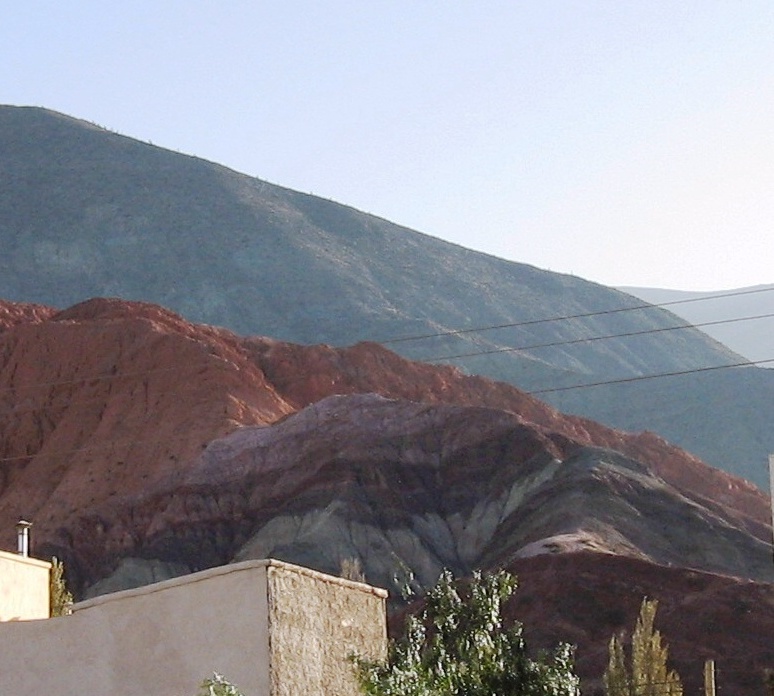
top-left (16, 519), bottom-right (32, 557)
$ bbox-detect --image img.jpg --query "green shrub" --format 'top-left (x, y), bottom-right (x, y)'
top-left (353, 569), bottom-right (579, 696)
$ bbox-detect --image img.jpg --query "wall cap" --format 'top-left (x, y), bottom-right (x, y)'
top-left (74, 558), bottom-right (388, 613)
top-left (0, 548), bottom-right (52, 570)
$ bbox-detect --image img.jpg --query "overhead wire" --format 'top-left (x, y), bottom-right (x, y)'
top-left (430, 311), bottom-right (774, 362)
top-left (0, 355), bottom-right (772, 465)
top-left (529, 357), bottom-right (774, 395)
top-left (380, 285), bottom-right (774, 345)
top-left (0, 314), bottom-right (770, 427)
top-left (0, 357), bottom-right (770, 464)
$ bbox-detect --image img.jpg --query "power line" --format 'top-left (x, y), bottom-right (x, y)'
top-left (0, 313), bottom-right (771, 420)
top-left (529, 358), bottom-right (773, 395)
top-left (0, 345), bottom-right (765, 425)
top-left (381, 286), bottom-right (774, 346)
top-left (431, 312), bottom-right (774, 362)
top-left (0, 289), bottom-right (771, 438)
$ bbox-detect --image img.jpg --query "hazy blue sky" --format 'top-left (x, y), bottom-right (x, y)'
top-left (4, 2), bottom-right (773, 290)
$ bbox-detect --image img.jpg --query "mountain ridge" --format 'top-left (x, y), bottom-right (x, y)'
top-left (2, 104), bottom-right (773, 489)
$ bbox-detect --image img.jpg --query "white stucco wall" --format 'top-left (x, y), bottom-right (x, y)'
top-left (2, 561), bottom-right (272, 696)
top-left (0, 549), bottom-right (51, 621)
top-left (0, 559), bottom-right (388, 696)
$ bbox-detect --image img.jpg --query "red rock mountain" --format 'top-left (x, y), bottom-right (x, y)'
top-left (0, 297), bottom-right (772, 694)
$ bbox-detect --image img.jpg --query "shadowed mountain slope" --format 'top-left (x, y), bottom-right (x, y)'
top-left (0, 106), bottom-right (726, 375)
top-left (2, 105), bottom-right (774, 488)
top-left (505, 552), bottom-right (774, 696)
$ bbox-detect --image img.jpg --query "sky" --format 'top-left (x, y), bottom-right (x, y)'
top-left (3, 1), bottom-right (774, 291)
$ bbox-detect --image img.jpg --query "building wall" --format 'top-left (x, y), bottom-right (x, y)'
top-left (0, 549), bottom-right (51, 621)
top-left (267, 563), bottom-right (388, 696)
top-left (0, 559), bottom-right (388, 696)
top-left (2, 561), bottom-right (272, 696)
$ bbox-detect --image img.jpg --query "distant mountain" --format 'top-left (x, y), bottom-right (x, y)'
top-left (1, 299), bottom-right (770, 696)
top-left (2, 105), bottom-right (773, 488)
top-left (622, 285), bottom-right (774, 365)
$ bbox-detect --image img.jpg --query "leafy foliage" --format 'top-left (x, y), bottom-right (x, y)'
top-left (603, 598), bottom-right (683, 696)
top-left (49, 556), bottom-right (73, 617)
top-left (196, 673), bottom-right (245, 696)
top-left (354, 569), bottom-right (579, 696)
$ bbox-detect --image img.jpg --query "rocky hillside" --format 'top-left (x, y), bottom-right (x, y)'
top-left (4, 105), bottom-right (774, 489)
top-left (0, 298), bottom-right (771, 694)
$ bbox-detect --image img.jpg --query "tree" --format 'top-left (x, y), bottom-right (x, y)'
top-left (353, 568), bottom-right (579, 696)
top-left (603, 598), bottom-right (682, 696)
top-left (49, 556), bottom-right (73, 617)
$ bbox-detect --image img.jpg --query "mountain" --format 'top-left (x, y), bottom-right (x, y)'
top-left (0, 298), bottom-right (771, 695)
top-left (622, 285), bottom-right (774, 365)
top-left (80, 393), bottom-right (771, 595)
top-left (2, 104), bottom-right (774, 489)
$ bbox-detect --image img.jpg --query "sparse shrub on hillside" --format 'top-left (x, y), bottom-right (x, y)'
top-left (603, 598), bottom-right (682, 696)
top-left (353, 568), bottom-right (579, 696)
top-left (197, 673), bottom-right (245, 696)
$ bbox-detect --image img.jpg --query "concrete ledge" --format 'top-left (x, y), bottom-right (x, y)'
top-left (0, 548), bottom-right (52, 570)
